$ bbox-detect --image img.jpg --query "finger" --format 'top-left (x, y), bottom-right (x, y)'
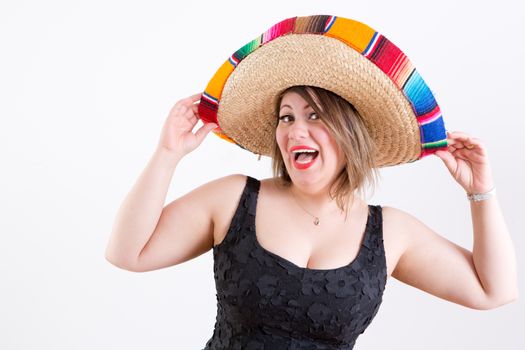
top-left (447, 131), bottom-right (468, 143)
top-left (451, 148), bottom-right (470, 159)
top-left (446, 137), bottom-right (466, 148)
top-left (452, 146), bottom-right (486, 162)
top-left (452, 141), bottom-right (465, 149)
top-left (434, 149), bottom-right (457, 173)
top-left (447, 133), bottom-right (481, 150)
top-left (180, 105), bottom-right (199, 121)
top-left (450, 148), bottom-right (474, 161)
top-left (454, 137), bottom-right (484, 151)
top-left (465, 143), bottom-right (476, 150)
top-left (172, 93), bottom-right (203, 110)
top-left (191, 103), bottom-right (200, 115)
top-left (464, 137), bottom-right (483, 149)
top-left (194, 122), bottom-right (218, 143)
top-left (182, 93), bottom-right (203, 106)
top-left (447, 130), bottom-right (472, 140)
top-left (447, 137), bottom-right (459, 146)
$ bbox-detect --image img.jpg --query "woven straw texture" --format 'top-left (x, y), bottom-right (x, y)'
top-left (198, 15), bottom-right (447, 167)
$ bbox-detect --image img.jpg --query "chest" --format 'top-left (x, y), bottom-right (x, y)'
top-left (266, 183), bottom-right (404, 276)
top-left (214, 180), bottom-right (402, 278)
top-left (255, 195), bottom-right (366, 269)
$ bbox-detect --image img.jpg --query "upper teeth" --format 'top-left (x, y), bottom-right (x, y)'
top-left (292, 149), bottom-right (317, 153)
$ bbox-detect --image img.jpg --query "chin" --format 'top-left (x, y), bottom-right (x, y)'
top-left (288, 170), bottom-right (321, 183)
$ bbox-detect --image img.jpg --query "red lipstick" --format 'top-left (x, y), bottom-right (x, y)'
top-left (290, 145), bottom-right (319, 170)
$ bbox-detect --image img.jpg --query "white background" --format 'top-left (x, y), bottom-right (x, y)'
top-left (1, 0), bottom-right (524, 349)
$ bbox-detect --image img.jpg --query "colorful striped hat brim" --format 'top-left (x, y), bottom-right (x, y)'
top-left (198, 15), bottom-right (447, 166)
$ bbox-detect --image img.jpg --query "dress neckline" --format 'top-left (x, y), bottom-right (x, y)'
top-left (252, 178), bottom-right (373, 273)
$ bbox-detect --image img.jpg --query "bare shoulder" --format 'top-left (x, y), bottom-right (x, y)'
top-left (382, 205), bottom-right (454, 278)
top-left (126, 173), bottom-right (249, 272)
top-left (206, 173), bottom-right (248, 218)
top-left (205, 173), bottom-right (248, 203)
top-left (382, 205), bottom-right (429, 248)
top-left (382, 205), bottom-right (420, 229)
top-left (382, 205), bottom-right (437, 241)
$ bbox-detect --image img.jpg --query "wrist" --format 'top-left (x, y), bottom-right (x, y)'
top-left (154, 146), bottom-right (184, 164)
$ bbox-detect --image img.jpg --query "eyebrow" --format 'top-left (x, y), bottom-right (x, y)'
top-left (279, 103), bottom-right (311, 111)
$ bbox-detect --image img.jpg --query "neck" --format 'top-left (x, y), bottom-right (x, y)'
top-left (288, 182), bottom-right (352, 217)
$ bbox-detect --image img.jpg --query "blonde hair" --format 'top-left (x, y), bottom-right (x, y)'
top-left (271, 86), bottom-right (378, 212)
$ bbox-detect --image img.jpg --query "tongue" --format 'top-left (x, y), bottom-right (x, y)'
top-left (297, 152), bottom-right (316, 162)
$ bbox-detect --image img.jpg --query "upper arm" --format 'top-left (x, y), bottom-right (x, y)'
top-left (384, 206), bottom-right (492, 310)
top-left (131, 174), bottom-right (247, 272)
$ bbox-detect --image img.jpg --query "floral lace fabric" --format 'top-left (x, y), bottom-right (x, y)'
top-left (203, 176), bottom-right (387, 350)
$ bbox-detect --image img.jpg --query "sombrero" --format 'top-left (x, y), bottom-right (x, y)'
top-left (198, 15), bottom-right (448, 166)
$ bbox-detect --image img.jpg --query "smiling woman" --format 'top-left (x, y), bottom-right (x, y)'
top-left (272, 85), bottom-right (378, 215)
top-left (105, 14), bottom-right (519, 350)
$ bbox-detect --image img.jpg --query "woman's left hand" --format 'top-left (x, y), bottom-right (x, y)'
top-left (434, 131), bottom-right (494, 194)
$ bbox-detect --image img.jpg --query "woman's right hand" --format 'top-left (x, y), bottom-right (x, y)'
top-left (157, 93), bottom-right (218, 158)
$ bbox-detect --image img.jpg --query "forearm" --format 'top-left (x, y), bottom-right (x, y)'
top-left (105, 147), bottom-right (183, 267)
top-left (471, 196), bottom-right (518, 305)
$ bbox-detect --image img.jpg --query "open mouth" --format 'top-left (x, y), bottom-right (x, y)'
top-left (294, 150), bottom-right (319, 163)
top-left (291, 150), bottom-right (319, 169)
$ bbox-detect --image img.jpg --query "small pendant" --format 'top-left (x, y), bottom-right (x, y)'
top-left (313, 217), bottom-right (320, 226)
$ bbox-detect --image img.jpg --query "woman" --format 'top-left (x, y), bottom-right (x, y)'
top-left (105, 15), bottom-right (518, 349)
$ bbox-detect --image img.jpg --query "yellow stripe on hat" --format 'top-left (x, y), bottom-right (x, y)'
top-left (325, 17), bottom-right (375, 53)
top-left (204, 59), bottom-right (235, 101)
top-left (213, 130), bottom-right (237, 144)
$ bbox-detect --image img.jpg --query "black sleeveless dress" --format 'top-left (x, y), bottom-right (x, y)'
top-left (203, 176), bottom-right (387, 349)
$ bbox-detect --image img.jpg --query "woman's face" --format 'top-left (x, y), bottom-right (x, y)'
top-left (275, 91), bottom-right (345, 188)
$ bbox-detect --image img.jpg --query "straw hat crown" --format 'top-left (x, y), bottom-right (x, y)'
top-left (198, 15), bottom-right (447, 166)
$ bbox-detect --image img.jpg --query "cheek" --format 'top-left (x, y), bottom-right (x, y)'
top-left (318, 128), bottom-right (336, 147)
top-left (319, 129), bottom-right (341, 160)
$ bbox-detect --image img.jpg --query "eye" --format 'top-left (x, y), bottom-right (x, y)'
top-left (278, 113), bottom-right (319, 123)
top-left (278, 114), bottom-right (293, 123)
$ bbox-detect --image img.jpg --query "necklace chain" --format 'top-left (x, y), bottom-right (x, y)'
top-left (289, 189), bottom-right (321, 225)
top-left (290, 190), bottom-right (348, 226)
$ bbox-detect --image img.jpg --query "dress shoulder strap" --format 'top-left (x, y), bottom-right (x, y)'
top-left (369, 205), bottom-right (383, 236)
top-left (216, 176), bottom-right (260, 248)
top-left (361, 204), bottom-right (385, 259)
top-left (244, 176), bottom-right (260, 216)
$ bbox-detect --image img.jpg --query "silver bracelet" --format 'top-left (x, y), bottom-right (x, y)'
top-left (467, 187), bottom-right (496, 202)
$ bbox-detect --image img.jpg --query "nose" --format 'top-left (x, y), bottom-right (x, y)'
top-left (288, 118), bottom-right (309, 140)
